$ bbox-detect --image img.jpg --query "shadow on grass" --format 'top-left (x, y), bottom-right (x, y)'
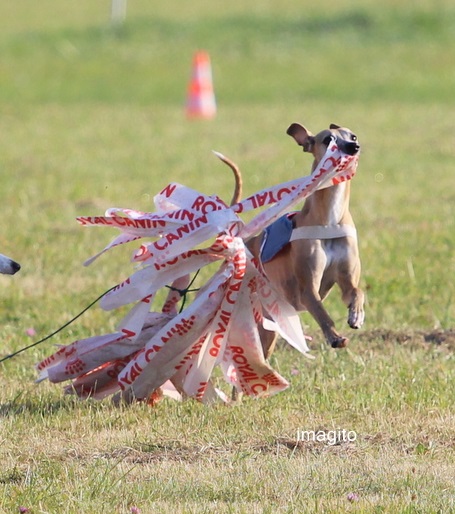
top-left (0, 392), bottom-right (81, 418)
top-left (356, 328), bottom-right (455, 349)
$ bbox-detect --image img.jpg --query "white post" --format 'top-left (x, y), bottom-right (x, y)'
top-left (111, 0), bottom-right (127, 26)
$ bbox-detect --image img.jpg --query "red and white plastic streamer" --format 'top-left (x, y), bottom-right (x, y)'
top-left (36, 140), bottom-right (358, 404)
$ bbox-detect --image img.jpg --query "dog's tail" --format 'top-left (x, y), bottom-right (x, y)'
top-left (212, 151), bottom-right (243, 206)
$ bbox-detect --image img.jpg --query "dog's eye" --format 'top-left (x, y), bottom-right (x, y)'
top-left (351, 135), bottom-right (357, 141)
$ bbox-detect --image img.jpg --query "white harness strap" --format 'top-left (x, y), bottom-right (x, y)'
top-left (290, 224), bottom-right (357, 242)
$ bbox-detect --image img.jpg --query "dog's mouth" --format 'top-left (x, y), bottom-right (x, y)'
top-left (334, 137), bottom-right (360, 156)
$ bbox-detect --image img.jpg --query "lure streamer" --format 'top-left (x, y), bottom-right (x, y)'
top-left (36, 140), bottom-right (358, 404)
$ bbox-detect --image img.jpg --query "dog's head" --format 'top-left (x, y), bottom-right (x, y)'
top-left (0, 253), bottom-right (21, 275)
top-left (286, 123), bottom-right (360, 167)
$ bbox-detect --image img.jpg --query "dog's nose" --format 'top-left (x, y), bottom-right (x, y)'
top-left (339, 140), bottom-right (360, 155)
top-left (11, 260), bottom-right (21, 274)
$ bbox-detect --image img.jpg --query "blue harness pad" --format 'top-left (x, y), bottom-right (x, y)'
top-left (260, 213), bottom-right (295, 263)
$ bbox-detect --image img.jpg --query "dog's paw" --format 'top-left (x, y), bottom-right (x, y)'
top-left (348, 306), bottom-right (365, 329)
top-left (331, 336), bottom-right (348, 349)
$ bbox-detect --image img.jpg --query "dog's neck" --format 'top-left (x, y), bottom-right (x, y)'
top-left (295, 166), bottom-right (352, 227)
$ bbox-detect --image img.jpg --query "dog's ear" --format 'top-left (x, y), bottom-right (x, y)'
top-left (286, 123), bottom-right (315, 152)
top-left (329, 123), bottom-right (341, 129)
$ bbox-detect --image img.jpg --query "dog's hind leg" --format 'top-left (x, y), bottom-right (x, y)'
top-left (258, 323), bottom-right (278, 361)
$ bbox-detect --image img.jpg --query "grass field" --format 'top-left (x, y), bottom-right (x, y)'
top-left (1, 1), bottom-right (454, 512)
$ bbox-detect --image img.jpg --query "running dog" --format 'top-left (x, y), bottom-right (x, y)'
top-left (220, 122), bottom-right (364, 358)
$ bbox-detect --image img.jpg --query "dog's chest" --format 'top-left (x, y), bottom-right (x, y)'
top-left (325, 182), bottom-right (347, 226)
top-left (321, 239), bottom-right (348, 269)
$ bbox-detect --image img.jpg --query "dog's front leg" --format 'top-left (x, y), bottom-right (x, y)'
top-left (335, 251), bottom-right (365, 330)
top-left (338, 276), bottom-right (365, 330)
top-left (300, 287), bottom-right (348, 348)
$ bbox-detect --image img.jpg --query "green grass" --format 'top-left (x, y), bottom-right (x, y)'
top-left (0, 1), bottom-right (454, 512)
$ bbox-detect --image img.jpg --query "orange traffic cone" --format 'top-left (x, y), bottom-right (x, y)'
top-left (186, 51), bottom-right (216, 119)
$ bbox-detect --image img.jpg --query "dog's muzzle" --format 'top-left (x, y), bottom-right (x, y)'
top-left (336, 139), bottom-right (360, 156)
